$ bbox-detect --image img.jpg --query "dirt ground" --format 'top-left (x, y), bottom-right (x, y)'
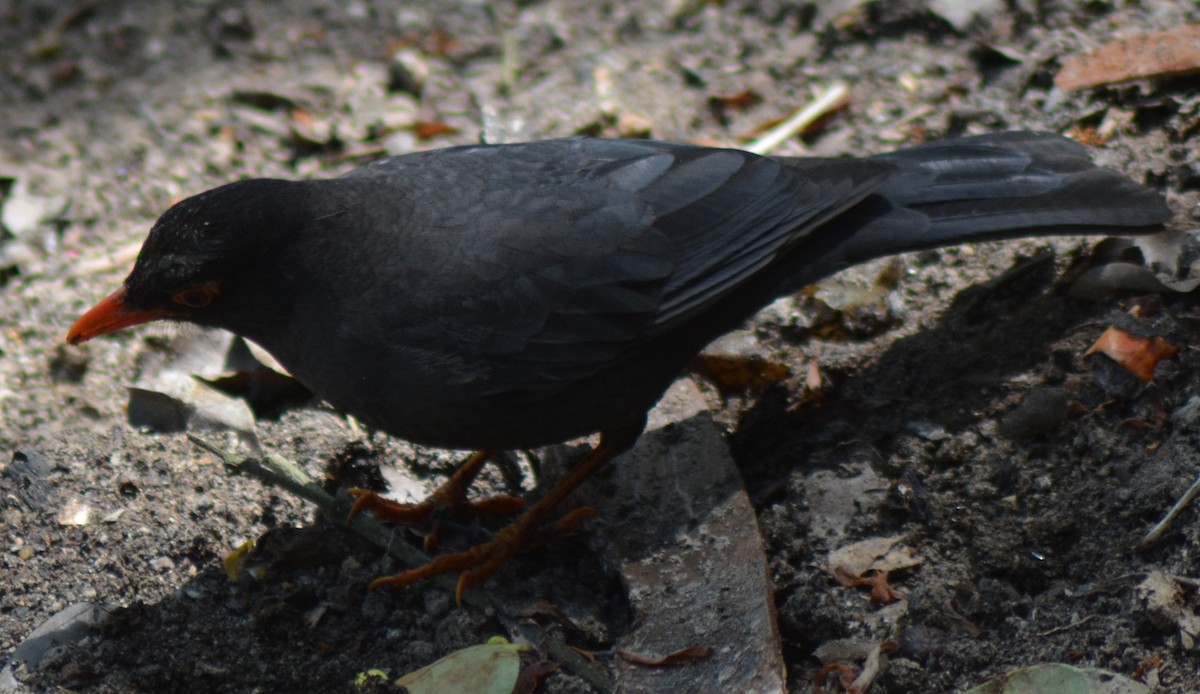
top-left (2, 1), bottom-right (1200, 692)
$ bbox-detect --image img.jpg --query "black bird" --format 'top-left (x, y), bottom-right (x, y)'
top-left (68, 132), bottom-right (1171, 602)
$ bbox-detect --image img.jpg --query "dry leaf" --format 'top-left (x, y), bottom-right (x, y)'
top-left (692, 353), bottom-right (791, 394)
top-left (1055, 25), bottom-right (1200, 91)
top-left (411, 121), bottom-right (461, 140)
top-left (616, 645), bottom-right (715, 666)
top-left (1085, 326), bottom-right (1178, 382)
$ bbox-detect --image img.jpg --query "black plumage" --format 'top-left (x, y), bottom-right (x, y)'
top-left (81, 133), bottom-right (1167, 449)
top-left (68, 132), bottom-right (1171, 596)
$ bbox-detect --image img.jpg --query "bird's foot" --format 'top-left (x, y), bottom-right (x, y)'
top-left (346, 450), bottom-right (524, 552)
top-left (368, 514), bottom-right (535, 605)
top-left (346, 487), bottom-right (524, 525)
top-left (363, 435), bottom-right (627, 605)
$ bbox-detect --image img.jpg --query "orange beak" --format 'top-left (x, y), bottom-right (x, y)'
top-left (66, 286), bottom-right (174, 345)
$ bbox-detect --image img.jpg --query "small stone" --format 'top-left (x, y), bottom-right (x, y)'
top-left (1136, 571), bottom-right (1184, 632)
top-left (389, 49), bottom-right (429, 96)
top-left (904, 420), bottom-right (948, 442)
top-left (1000, 388), bottom-right (1068, 440)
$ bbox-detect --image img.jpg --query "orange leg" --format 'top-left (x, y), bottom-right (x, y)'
top-left (369, 437), bottom-right (624, 605)
top-left (553, 506), bottom-right (599, 536)
top-left (347, 450), bottom-right (525, 549)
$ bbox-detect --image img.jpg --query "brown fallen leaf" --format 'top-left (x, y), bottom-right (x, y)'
top-left (1085, 326), bottom-right (1178, 383)
top-left (1055, 24), bottom-right (1200, 91)
top-left (812, 662), bottom-right (860, 694)
top-left (616, 645), bottom-right (714, 667)
top-left (692, 353), bottom-right (791, 395)
top-left (833, 566), bottom-right (904, 604)
top-left (411, 121), bottom-right (461, 140)
top-left (514, 660), bottom-right (560, 694)
top-left (710, 89), bottom-right (762, 110)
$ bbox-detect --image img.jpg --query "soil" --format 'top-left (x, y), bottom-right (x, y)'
top-left (2, 1), bottom-right (1200, 692)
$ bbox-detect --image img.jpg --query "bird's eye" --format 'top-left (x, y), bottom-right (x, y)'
top-left (171, 281), bottom-right (220, 308)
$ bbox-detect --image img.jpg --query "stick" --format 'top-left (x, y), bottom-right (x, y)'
top-left (744, 82), bottom-right (850, 156)
top-left (187, 435), bottom-right (612, 692)
top-left (1136, 469), bottom-right (1200, 550)
top-left (188, 435), bottom-right (471, 601)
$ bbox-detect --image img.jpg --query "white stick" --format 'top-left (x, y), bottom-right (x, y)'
top-left (745, 82), bottom-right (850, 156)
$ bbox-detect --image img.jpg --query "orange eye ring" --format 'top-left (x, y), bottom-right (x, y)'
top-left (171, 281), bottom-right (220, 309)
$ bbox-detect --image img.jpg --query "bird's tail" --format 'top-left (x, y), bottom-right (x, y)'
top-left (791, 132), bottom-right (1171, 275)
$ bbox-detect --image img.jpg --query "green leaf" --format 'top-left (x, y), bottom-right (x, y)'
top-left (964, 663), bottom-right (1151, 694)
top-left (394, 642), bottom-right (528, 694)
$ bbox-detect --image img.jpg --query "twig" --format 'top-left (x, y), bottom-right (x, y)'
top-left (1136, 468), bottom-right (1200, 550)
top-left (744, 82), bottom-right (850, 156)
top-left (1170, 574), bottom-right (1200, 590)
top-left (1036, 614), bottom-right (1097, 637)
top-left (187, 435), bottom-right (472, 602)
top-left (186, 435), bottom-right (612, 693)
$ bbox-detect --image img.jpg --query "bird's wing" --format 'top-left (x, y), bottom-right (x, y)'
top-left (362, 139), bottom-right (893, 398)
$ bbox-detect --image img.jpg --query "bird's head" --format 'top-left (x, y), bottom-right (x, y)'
top-left (67, 178), bottom-right (302, 344)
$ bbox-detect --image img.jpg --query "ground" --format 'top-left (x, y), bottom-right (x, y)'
top-left (2, 1), bottom-right (1200, 692)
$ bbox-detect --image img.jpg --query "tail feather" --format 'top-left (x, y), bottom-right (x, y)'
top-left (812, 132), bottom-right (1170, 268)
